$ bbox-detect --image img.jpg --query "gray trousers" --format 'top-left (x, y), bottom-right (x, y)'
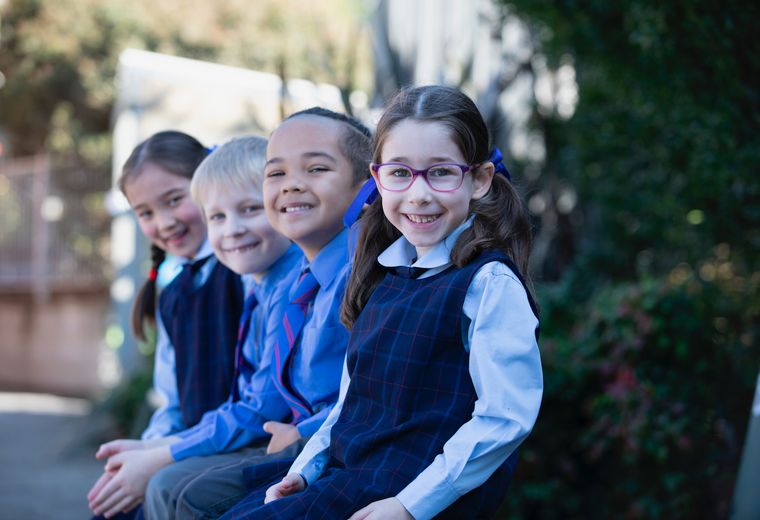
top-left (143, 438), bottom-right (309, 520)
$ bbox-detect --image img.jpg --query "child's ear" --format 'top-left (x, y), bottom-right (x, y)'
top-left (369, 164), bottom-right (383, 194)
top-left (470, 162), bottom-right (494, 200)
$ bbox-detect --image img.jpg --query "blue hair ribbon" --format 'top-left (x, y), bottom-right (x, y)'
top-left (206, 144), bottom-right (219, 154)
top-left (343, 177), bottom-right (379, 228)
top-left (489, 147), bottom-right (511, 181)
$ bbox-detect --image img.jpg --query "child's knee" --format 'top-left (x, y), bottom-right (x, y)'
top-left (145, 464), bottom-right (178, 505)
top-left (175, 476), bottom-right (246, 520)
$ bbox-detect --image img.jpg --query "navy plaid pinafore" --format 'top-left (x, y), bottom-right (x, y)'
top-left (227, 250), bottom-right (538, 520)
top-left (158, 257), bottom-right (244, 429)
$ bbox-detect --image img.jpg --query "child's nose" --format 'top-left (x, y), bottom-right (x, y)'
top-left (405, 176), bottom-right (432, 204)
top-left (156, 210), bottom-right (177, 230)
top-left (281, 174), bottom-right (306, 193)
top-left (225, 217), bottom-right (245, 236)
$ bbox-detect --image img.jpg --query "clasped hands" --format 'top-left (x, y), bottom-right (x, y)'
top-left (87, 438), bottom-right (174, 518)
top-left (86, 421), bottom-right (300, 518)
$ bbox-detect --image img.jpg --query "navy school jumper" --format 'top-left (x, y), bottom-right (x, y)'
top-left (226, 250), bottom-right (539, 520)
top-left (158, 256), bottom-right (244, 429)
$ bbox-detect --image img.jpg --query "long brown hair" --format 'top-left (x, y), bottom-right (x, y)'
top-left (341, 85), bottom-right (534, 328)
top-left (118, 130), bottom-right (208, 341)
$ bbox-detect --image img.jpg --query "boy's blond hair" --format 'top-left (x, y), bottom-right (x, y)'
top-left (191, 136), bottom-right (268, 206)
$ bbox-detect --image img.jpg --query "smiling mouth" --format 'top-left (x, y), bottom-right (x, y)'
top-left (163, 229), bottom-right (187, 242)
top-left (225, 243), bottom-right (259, 253)
top-left (405, 214), bottom-right (441, 224)
top-left (281, 204), bottom-right (313, 213)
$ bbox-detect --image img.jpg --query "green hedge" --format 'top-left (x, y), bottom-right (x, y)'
top-left (502, 262), bottom-right (759, 518)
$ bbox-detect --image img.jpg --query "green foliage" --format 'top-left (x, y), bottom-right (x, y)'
top-left (96, 368), bottom-right (153, 438)
top-left (491, 1), bottom-right (760, 517)
top-left (91, 323), bottom-right (157, 438)
top-left (0, 0), bottom-right (372, 158)
top-left (504, 0), bottom-right (760, 280)
top-left (503, 260), bottom-right (759, 518)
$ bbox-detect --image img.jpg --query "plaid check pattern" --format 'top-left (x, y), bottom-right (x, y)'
top-left (231, 291), bottom-right (258, 401)
top-left (220, 251), bottom-right (534, 519)
top-left (158, 257), bottom-right (244, 428)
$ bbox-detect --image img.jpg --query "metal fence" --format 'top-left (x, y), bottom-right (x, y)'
top-left (0, 154), bottom-right (111, 299)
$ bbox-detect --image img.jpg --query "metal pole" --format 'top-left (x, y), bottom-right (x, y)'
top-left (731, 372), bottom-right (760, 519)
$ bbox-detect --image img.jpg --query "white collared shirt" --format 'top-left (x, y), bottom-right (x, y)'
top-left (290, 219), bottom-right (543, 519)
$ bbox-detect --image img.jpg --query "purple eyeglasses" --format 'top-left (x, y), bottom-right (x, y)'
top-left (370, 162), bottom-right (477, 192)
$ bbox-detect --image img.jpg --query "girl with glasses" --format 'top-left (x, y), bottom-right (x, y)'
top-left (222, 85), bottom-right (543, 520)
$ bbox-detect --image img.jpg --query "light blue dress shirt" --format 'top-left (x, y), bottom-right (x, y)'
top-left (289, 218), bottom-right (543, 520)
top-left (141, 240), bottom-right (216, 440)
top-left (239, 244), bottom-right (303, 386)
top-left (170, 230), bottom-right (350, 461)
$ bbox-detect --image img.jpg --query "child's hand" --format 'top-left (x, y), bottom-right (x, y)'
top-left (348, 497), bottom-right (414, 520)
top-left (263, 473), bottom-right (306, 503)
top-left (89, 446), bottom-right (173, 518)
top-left (87, 469), bottom-right (116, 503)
top-left (263, 421), bottom-right (301, 454)
top-left (95, 439), bottom-right (145, 460)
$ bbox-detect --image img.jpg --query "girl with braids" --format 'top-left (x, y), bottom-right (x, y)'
top-left (223, 85), bottom-right (543, 520)
top-left (88, 131), bottom-right (244, 517)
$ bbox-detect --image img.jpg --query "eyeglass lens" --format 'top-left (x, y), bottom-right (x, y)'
top-left (376, 163), bottom-right (464, 191)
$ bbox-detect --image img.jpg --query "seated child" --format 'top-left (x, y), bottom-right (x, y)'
top-left (163, 108), bottom-right (374, 520)
top-left (88, 135), bottom-right (299, 518)
top-left (92, 108), bottom-right (373, 520)
top-left (88, 130), bottom-right (245, 519)
top-left (222, 85), bottom-right (543, 520)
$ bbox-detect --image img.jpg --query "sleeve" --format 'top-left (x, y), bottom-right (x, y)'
top-left (169, 338), bottom-right (292, 461)
top-left (295, 405), bottom-right (333, 438)
top-left (141, 311), bottom-right (186, 440)
top-left (395, 262), bottom-right (543, 520)
top-left (289, 357), bottom-right (351, 484)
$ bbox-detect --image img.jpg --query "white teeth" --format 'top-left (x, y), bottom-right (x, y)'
top-left (165, 231), bottom-right (185, 241)
top-left (284, 205), bottom-right (311, 213)
top-left (406, 214), bottom-right (439, 224)
top-left (229, 244), bottom-right (257, 253)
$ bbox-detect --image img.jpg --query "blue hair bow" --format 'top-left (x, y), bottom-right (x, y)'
top-left (489, 147), bottom-right (512, 181)
top-left (206, 144), bottom-right (219, 154)
top-left (343, 177), bottom-right (379, 228)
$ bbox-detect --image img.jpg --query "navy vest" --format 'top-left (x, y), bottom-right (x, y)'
top-left (329, 250), bottom-right (539, 517)
top-left (158, 257), bottom-right (244, 428)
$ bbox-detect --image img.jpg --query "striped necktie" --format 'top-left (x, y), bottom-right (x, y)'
top-left (231, 291), bottom-right (258, 401)
top-left (272, 269), bottom-right (319, 422)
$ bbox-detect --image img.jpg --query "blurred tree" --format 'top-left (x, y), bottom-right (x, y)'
top-left (489, 1), bottom-right (760, 518)
top-left (0, 0), bottom-right (372, 164)
top-left (498, 0), bottom-right (759, 284)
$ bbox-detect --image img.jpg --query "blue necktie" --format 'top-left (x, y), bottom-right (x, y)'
top-left (231, 291), bottom-right (258, 401)
top-left (271, 269), bottom-right (319, 421)
top-left (174, 255), bottom-right (211, 292)
top-left (391, 265), bottom-right (430, 279)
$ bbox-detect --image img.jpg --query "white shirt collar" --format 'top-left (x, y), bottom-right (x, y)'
top-left (186, 239), bottom-right (214, 264)
top-left (377, 216), bottom-right (474, 269)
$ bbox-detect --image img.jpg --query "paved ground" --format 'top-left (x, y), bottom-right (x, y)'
top-left (0, 393), bottom-right (105, 520)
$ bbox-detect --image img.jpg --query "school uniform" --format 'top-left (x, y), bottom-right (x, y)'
top-left (222, 218), bottom-right (543, 520)
top-left (140, 251), bottom-right (185, 440)
top-left (156, 241), bottom-right (245, 431)
top-left (144, 232), bottom-right (349, 520)
top-left (142, 241), bottom-right (244, 439)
